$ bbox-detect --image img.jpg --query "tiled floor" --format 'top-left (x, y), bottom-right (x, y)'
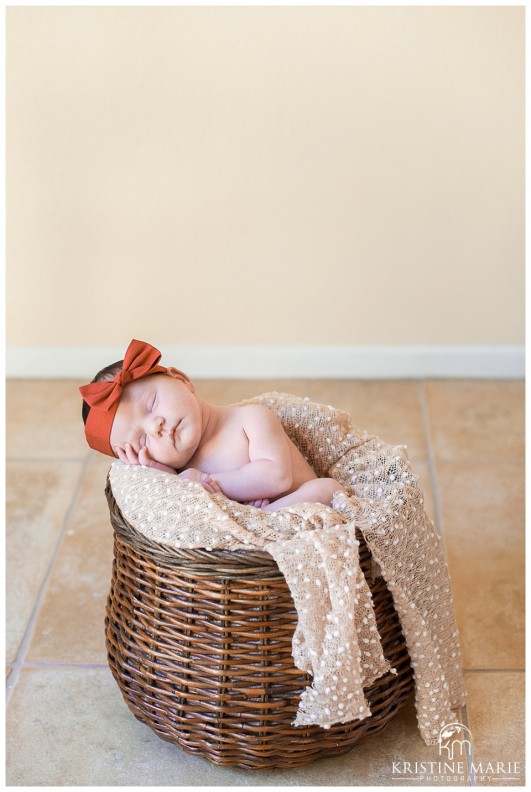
top-left (6, 378), bottom-right (525, 786)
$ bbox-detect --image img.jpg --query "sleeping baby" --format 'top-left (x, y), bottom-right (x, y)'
top-left (80, 339), bottom-right (345, 512)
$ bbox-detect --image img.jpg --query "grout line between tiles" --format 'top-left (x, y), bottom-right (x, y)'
top-left (6, 454), bottom-right (92, 706)
top-left (462, 668), bottom-right (525, 674)
top-left (6, 456), bottom-right (88, 463)
top-left (459, 705), bottom-right (476, 786)
top-left (19, 661), bottom-right (108, 669)
top-left (417, 381), bottom-right (447, 545)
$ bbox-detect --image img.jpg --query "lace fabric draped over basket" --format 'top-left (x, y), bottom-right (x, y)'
top-left (109, 391), bottom-right (466, 745)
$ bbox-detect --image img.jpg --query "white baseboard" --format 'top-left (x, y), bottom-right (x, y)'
top-left (6, 344), bottom-right (524, 379)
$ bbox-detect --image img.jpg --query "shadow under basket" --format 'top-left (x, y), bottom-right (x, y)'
top-left (105, 481), bottom-right (415, 770)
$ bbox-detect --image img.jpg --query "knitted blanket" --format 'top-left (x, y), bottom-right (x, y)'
top-left (109, 391), bottom-right (466, 745)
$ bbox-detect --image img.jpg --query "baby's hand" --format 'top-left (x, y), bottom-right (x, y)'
top-left (116, 443), bottom-right (177, 475)
top-left (178, 468), bottom-right (223, 496)
top-left (243, 498), bottom-right (271, 508)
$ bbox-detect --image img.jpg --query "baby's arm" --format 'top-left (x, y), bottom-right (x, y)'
top-left (207, 406), bottom-right (294, 502)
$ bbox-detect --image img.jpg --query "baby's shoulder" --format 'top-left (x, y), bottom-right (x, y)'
top-left (230, 403), bottom-right (280, 429)
top-left (232, 402), bottom-right (274, 419)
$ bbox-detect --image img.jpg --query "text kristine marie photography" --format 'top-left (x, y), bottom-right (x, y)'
top-left (390, 722), bottom-right (523, 784)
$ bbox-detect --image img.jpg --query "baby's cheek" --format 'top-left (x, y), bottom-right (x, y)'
top-left (151, 444), bottom-right (181, 468)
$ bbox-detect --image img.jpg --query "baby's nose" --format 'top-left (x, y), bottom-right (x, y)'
top-left (147, 415), bottom-right (164, 436)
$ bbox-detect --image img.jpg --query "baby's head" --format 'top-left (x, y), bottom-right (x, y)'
top-left (80, 339), bottom-right (198, 468)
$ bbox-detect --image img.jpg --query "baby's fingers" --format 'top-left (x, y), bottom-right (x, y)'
top-left (116, 447), bottom-right (129, 464)
top-left (117, 443), bottom-right (140, 466)
top-left (137, 447), bottom-right (151, 467)
top-left (124, 443), bottom-right (140, 465)
top-left (137, 447), bottom-right (175, 473)
top-left (200, 474), bottom-right (222, 494)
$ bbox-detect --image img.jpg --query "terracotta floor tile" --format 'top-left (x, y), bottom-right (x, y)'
top-left (464, 671), bottom-right (525, 786)
top-left (412, 460), bottom-right (438, 530)
top-left (196, 378), bottom-right (428, 460)
top-left (26, 454), bottom-right (115, 663)
top-left (7, 666), bottom-right (182, 787)
top-left (437, 462), bottom-right (524, 669)
top-left (6, 460), bottom-right (84, 662)
top-left (7, 379), bottom-right (89, 459)
top-left (423, 381), bottom-right (524, 464)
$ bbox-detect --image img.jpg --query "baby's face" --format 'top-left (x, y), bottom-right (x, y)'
top-left (109, 373), bottom-right (202, 469)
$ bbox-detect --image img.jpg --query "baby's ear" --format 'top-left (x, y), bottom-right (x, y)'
top-left (166, 366), bottom-right (195, 392)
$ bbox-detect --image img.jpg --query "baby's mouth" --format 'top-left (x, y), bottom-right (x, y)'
top-left (169, 420), bottom-right (182, 441)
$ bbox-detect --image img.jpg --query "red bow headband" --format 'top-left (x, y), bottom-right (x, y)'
top-left (79, 339), bottom-right (168, 457)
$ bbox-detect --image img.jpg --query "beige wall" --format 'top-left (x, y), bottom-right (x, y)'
top-left (7, 6), bottom-right (524, 349)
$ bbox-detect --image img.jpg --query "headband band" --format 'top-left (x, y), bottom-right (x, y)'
top-left (79, 339), bottom-right (167, 457)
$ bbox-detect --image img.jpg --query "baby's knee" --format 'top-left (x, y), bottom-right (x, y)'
top-left (322, 478), bottom-right (344, 498)
top-left (313, 477), bottom-right (344, 505)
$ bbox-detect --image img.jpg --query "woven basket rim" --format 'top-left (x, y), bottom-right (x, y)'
top-left (105, 475), bottom-right (372, 576)
top-left (105, 476), bottom-right (293, 572)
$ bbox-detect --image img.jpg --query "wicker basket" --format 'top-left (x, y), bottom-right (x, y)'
top-left (105, 480), bottom-right (414, 769)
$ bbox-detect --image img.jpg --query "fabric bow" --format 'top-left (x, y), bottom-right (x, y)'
top-left (79, 339), bottom-right (167, 457)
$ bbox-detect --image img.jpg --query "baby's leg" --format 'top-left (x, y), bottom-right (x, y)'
top-left (263, 478), bottom-right (345, 512)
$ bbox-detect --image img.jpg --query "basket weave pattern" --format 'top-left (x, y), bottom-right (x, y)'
top-left (105, 483), bottom-right (414, 769)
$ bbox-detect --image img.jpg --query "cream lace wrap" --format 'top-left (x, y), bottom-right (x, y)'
top-left (109, 391), bottom-right (467, 745)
